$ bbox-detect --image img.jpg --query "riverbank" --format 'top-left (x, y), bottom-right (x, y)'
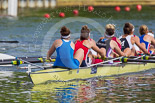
top-left (16, 6), bottom-right (155, 20)
top-left (57, 0), bottom-right (155, 7)
top-left (0, 0), bottom-right (155, 10)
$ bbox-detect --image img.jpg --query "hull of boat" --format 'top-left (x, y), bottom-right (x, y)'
top-left (29, 63), bottom-right (155, 85)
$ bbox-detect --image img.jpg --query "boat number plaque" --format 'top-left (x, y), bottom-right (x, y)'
top-left (91, 66), bottom-right (97, 74)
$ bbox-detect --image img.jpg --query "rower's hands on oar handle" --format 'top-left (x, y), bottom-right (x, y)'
top-left (46, 58), bottom-right (55, 62)
top-left (93, 55), bottom-right (106, 60)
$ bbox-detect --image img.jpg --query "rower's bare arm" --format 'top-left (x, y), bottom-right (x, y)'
top-left (134, 37), bottom-right (149, 54)
top-left (116, 38), bottom-right (122, 45)
top-left (47, 41), bottom-right (57, 59)
top-left (111, 41), bottom-right (125, 56)
top-left (70, 42), bottom-right (75, 50)
top-left (91, 42), bottom-right (105, 58)
top-left (134, 36), bottom-right (140, 43)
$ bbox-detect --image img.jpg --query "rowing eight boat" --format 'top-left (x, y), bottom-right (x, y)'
top-left (0, 53), bottom-right (154, 85)
top-left (29, 62), bottom-right (155, 85)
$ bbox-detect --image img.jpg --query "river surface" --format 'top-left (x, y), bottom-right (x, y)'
top-left (0, 6), bottom-right (155, 103)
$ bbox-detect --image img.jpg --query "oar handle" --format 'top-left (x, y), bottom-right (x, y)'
top-left (0, 58), bottom-right (56, 65)
top-left (120, 57), bottom-right (155, 63)
top-left (38, 58), bottom-right (55, 62)
top-left (94, 56), bottom-right (107, 60)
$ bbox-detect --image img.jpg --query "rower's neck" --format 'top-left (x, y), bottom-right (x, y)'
top-left (62, 38), bottom-right (70, 42)
top-left (124, 34), bottom-right (131, 36)
top-left (105, 36), bottom-right (113, 39)
top-left (61, 37), bottom-right (70, 40)
top-left (64, 38), bottom-right (69, 40)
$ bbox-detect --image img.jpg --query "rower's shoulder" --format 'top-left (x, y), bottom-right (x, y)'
top-left (99, 37), bottom-right (104, 40)
top-left (145, 35), bottom-right (154, 41)
top-left (116, 37), bottom-right (121, 44)
top-left (89, 39), bottom-right (96, 45)
top-left (55, 39), bottom-right (62, 42)
top-left (146, 34), bottom-right (153, 38)
top-left (54, 39), bottom-right (62, 44)
top-left (74, 39), bottom-right (80, 43)
top-left (132, 35), bottom-right (139, 38)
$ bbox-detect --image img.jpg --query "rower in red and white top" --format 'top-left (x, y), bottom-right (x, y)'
top-left (74, 25), bottom-right (105, 67)
top-left (119, 23), bottom-right (149, 56)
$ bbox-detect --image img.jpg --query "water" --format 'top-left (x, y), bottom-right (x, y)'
top-left (0, 17), bottom-right (154, 57)
top-left (0, 71), bottom-right (155, 103)
top-left (0, 6), bottom-right (155, 102)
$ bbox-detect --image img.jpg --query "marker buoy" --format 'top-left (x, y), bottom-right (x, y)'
top-left (136, 5), bottom-right (142, 11)
top-left (124, 6), bottom-right (130, 12)
top-left (44, 14), bottom-right (50, 18)
top-left (115, 6), bottom-right (121, 12)
top-left (88, 6), bottom-right (94, 12)
top-left (73, 9), bottom-right (79, 16)
top-left (59, 12), bottom-right (65, 18)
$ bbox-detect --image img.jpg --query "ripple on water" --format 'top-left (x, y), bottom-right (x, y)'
top-left (145, 99), bottom-right (151, 102)
top-left (7, 93), bottom-right (20, 95)
top-left (137, 84), bottom-right (150, 86)
top-left (20, 91), bottom-right (31, 94)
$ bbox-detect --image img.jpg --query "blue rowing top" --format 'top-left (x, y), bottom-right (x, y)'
top-left (53, 39), bottom-right (79, 69)
top-left (139, 34), bottom-right (150, 51)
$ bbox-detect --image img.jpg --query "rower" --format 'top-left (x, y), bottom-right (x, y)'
top-left (119, 23), bottom-right (149, 56)
top-left (132, 30), bottom-right (154, 55)
top-left (74, 25), bottom-right (105, 67)
top-left (96, 24), bottom-right (125, 58)
top-left (47, 26), bottom-right (83, 69)
top-left (148, 30), bottom-right (154, 38)
top-left (139, 25), bottom-right (155, 54)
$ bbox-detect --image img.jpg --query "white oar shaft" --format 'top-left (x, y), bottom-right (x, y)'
top-left (18, 58), bottom-right (44, 69)
top-left (88, 57), bottom-right (122, 67)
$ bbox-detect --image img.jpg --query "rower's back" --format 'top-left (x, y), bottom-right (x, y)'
top-left (139, 25), bottom-right (155, 54)
top-left (119, 35), bottom-right (133, 52)
top-left (119, 23), bottom-right (135, 56)
top-left (53, 26), bottom-right (79, 69)
top-left (139, 25), bottom-right (153, 50)
top-left (97, 24), bottom-right (124, 57)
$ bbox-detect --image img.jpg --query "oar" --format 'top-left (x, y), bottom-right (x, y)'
top-left (89, 55), bottom-right (148, 67)
top-left (125, 56), bottom-right (155, 60)
top-left (95, 55), bottom-right (155, 60)
top-left (0, 56), bottom-right (56, 62)
top-left (0, 56), bottom-right (41, 62)
top-left (18, 64), bottom-right (53, 69)
top-left (120, 57), bottom-right (155, 63)
top-left (0, 58), bottom-right (55, 65)
top-left (88, 57), bottom-right (123, 67)
top-left (0, 41), bottom-right (19, 43)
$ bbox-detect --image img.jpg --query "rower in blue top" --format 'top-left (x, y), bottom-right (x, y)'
top-left (46, 26), bottom-right (84, 69)
top-left (139, 25), bottom-right (155, 54)
top-left (54, 39), bottom-right (79, 69)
